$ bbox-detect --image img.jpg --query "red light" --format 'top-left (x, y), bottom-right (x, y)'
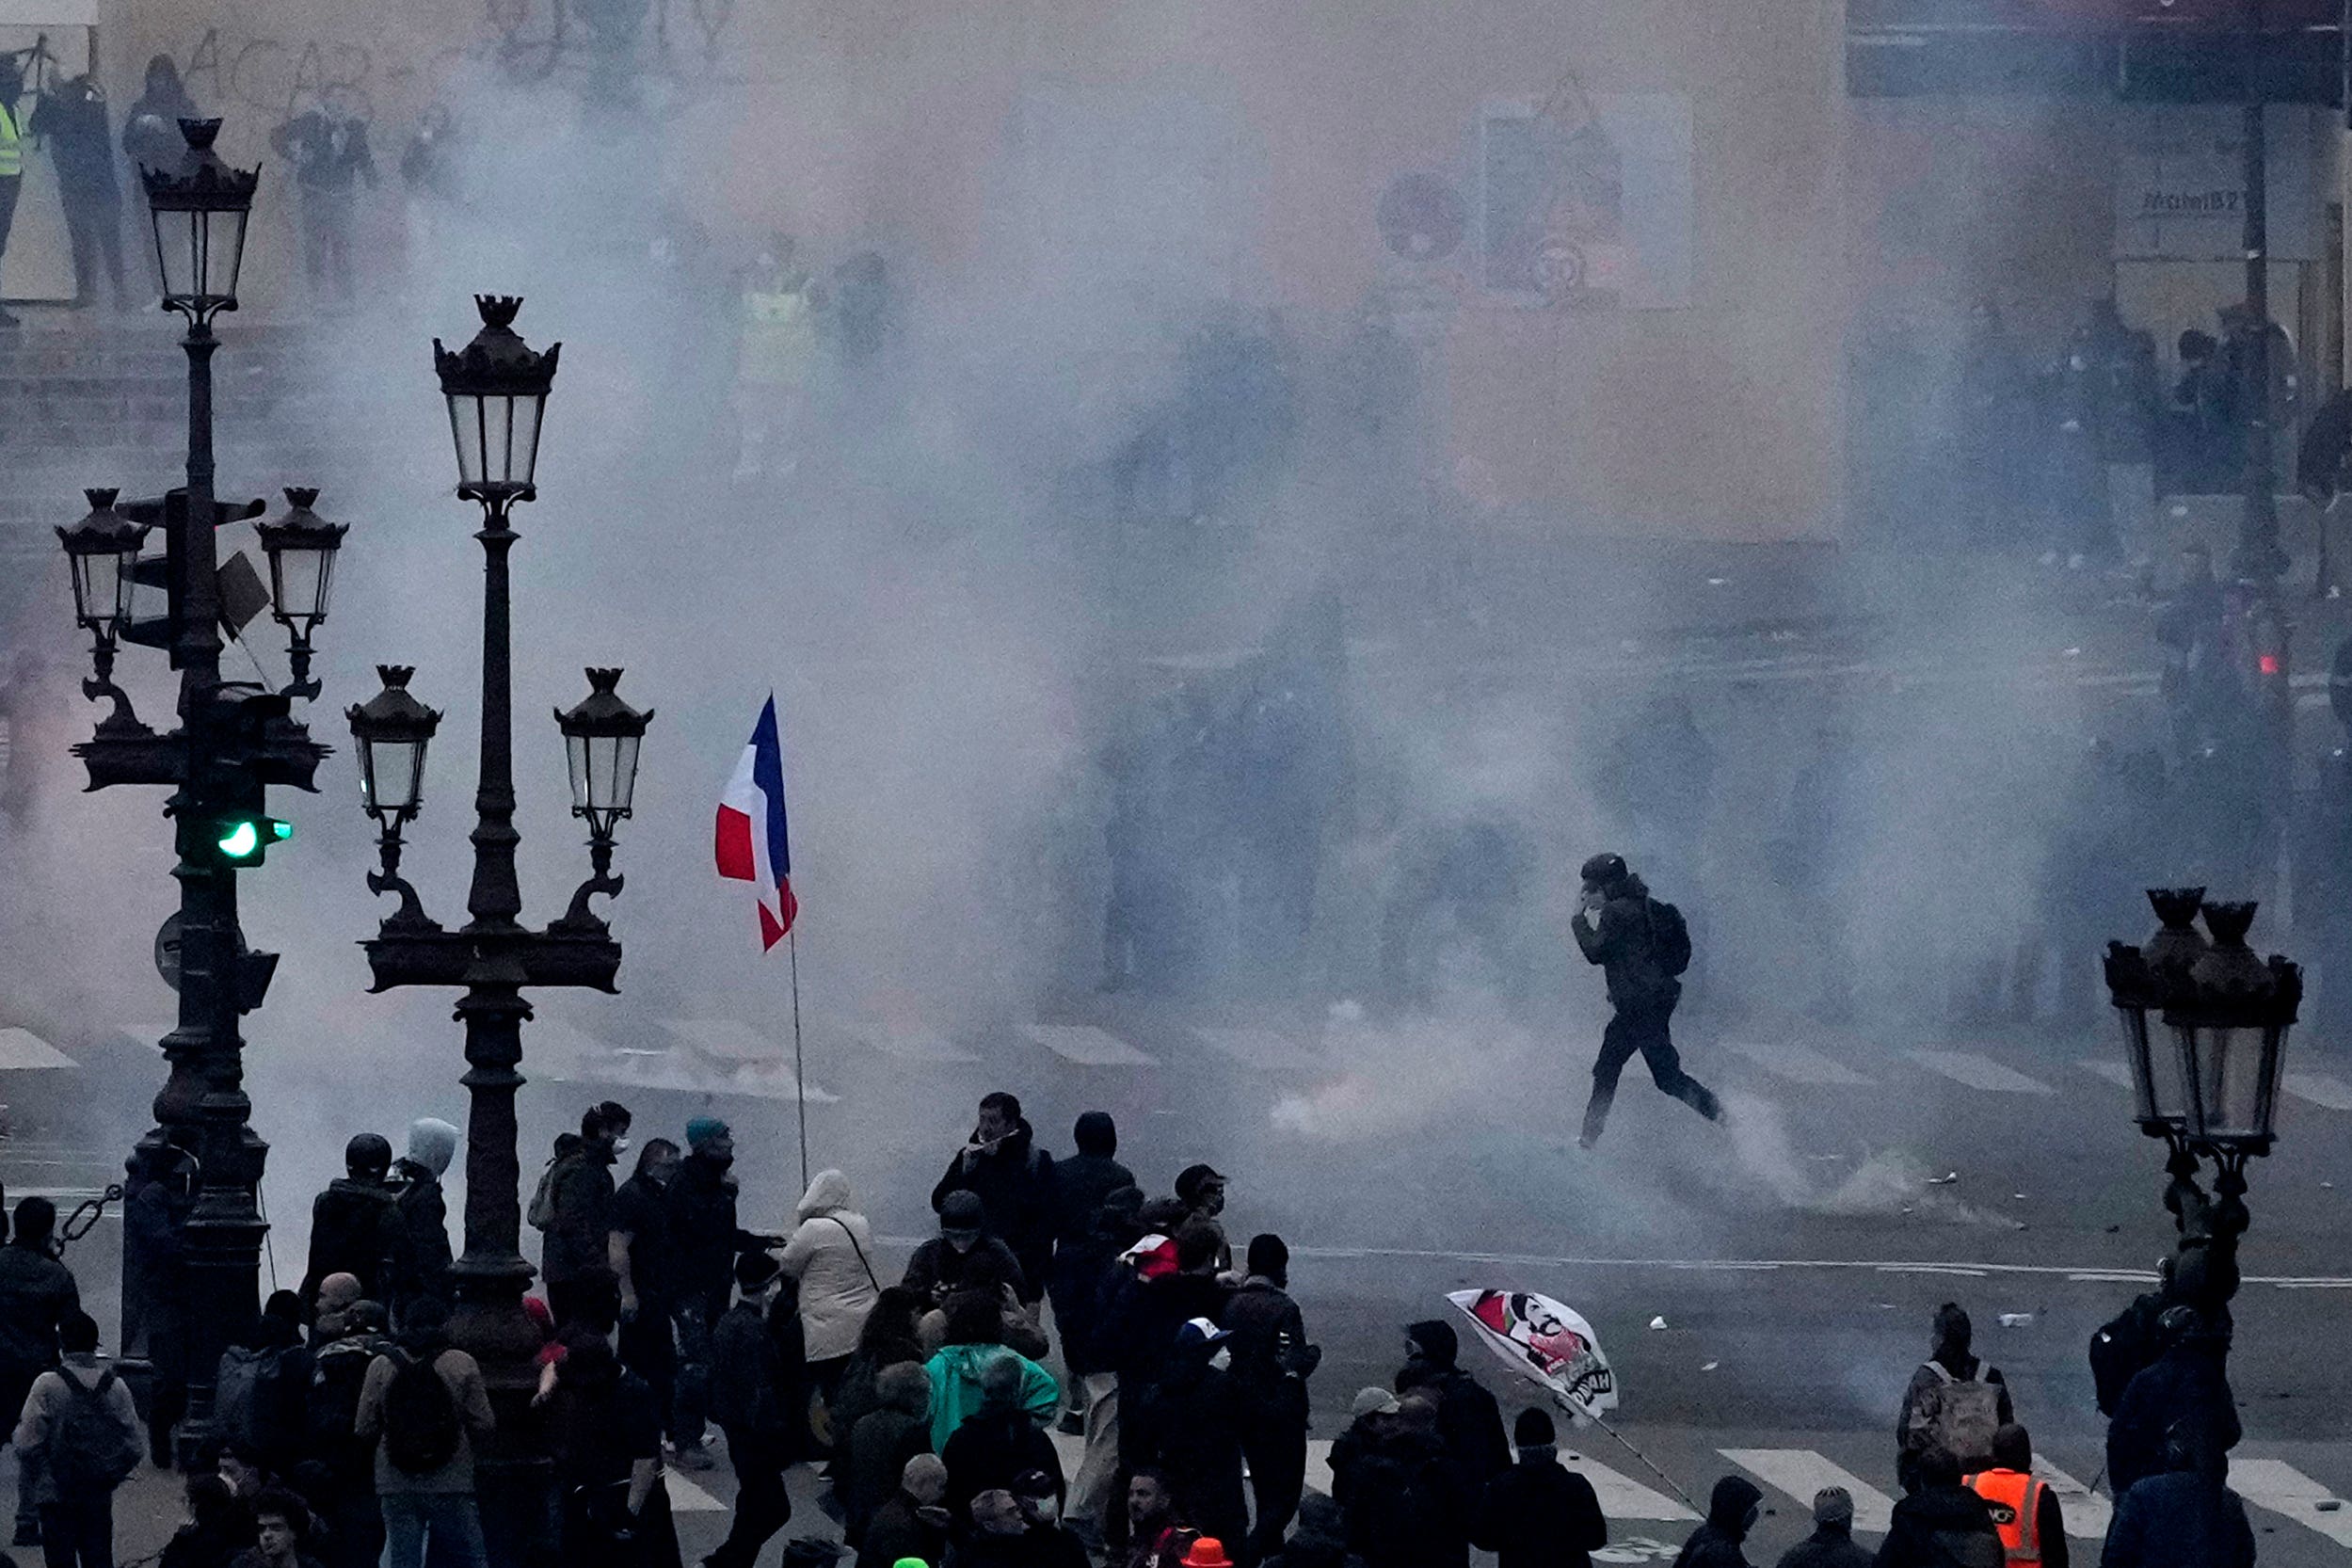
top-left (2260, 654), bottom-right (2281, 676)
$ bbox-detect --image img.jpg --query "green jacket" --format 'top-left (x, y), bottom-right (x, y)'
top-left (922, 1342), bottom-right (1057, 1450)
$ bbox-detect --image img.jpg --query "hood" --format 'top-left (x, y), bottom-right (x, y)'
top-left (799, 1169), bottom-right (854, 1219)
top-left (406, 1117), bottom-right (460, 1178)
top-left (1405, 1319), bottom-right (1459, 1368)
top-left (1706, 1476), bottom-right (1762, 1535)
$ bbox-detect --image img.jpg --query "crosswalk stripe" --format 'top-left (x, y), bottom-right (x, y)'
top-left (1194, 1027), bottom-right (1321, 1071)
top-left (2075, 1059), bottom-right (2133, 1091)
top-left (2229, 1458), bottom-right (2352, 1546)
top-left (2032, 1460), bottom-right (2111, 1539)
top-left (1023, 1024), bottom-right (1157, 1067)
top-left (850, 1025), bottom-right (980, 1064)
top-left (1905, 1050), bottom-right (2057, 1096)
top-left (1720, 1448), bottom-right (1896, 1534)
top-left (1725, 1041), bottom-right (1870, 1086)
top-left (665, 1471), bottom-right (727, 1512)
top-left (2284, 1071), bottom-right (2352, 1112)
top-left (0, 1028), bottom-right (77, 1071)
top-left (1561, 1448), bottom-right (1698, 1521)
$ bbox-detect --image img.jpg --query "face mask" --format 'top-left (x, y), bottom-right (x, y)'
top-left (613, 1137), bottom-right (631, 1156)
top-left (1026, 1498), bottom-right (1061, 1526)
top-left (1208, 1346), bottom-right (1232, 1372)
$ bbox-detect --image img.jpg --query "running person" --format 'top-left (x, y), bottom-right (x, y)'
top-left (1570, 853), bottom-right (1721, 1148)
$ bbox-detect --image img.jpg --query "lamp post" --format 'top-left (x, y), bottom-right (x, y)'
top-left (2104, 888), bottom-right (2301, 1329)
top-left (59, 117), bottom-right (344, 1464)
top-left (350, 296), bottom-right (649, 1548)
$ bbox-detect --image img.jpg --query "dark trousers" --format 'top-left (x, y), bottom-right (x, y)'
top-left (61, 194), bottom-right (127, 307)
top-left (0, 176), bottom-right (21, 297)
top-left (618, 1303), bottom-right (678, 1441)
top-left (1582, 999), bottom-right (1720, 1144)
top-left (1, 1364), bottom-right (42, 1539)
top-left (38, 1494), bottom-right (110, 1568)
top-left (709, 1432), bottom-right (791, 1568)
top-left (1239, 1422), bottom-right (1305, 1568)
top-left (671, 1298), bottom-right (716, 1444)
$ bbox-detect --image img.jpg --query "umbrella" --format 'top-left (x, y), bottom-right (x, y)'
top-left (1446, 1288), bottom-right (1698, 1512)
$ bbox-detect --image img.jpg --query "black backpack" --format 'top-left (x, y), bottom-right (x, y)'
top-left (47, 1368), bottom-right (142, 1494)
top-left (381, 1348), bottom-right (463, 1475)
top-left (1646, 898), bottom-right (1693, 976)
top-left (309, 1341), bottom-right (377, 1451)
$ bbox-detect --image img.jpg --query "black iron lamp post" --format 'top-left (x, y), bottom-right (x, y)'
top-left (351, 296), bottom-right (648, 1549)
top-left (256, 488), bottom-right (349, 700)
top-left (63, 117), bottom-right (344, 1464)
top-left (2104, 888), bottom-right (2301, 1326)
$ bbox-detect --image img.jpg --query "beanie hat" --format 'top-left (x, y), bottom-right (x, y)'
top-left (406, 1117), bottom-right (460, 1178)
top-left (685, 1115), bottom-right (729, 1153)
top-left (1175, 1163), bottom-right (1226, 1207)
top-left (1814, 1486), bottom-right (1854, 1527)
top-left (1513, 1407), bottom-right (1556, 1448)
top-left (735, 1251), bottom-right (780, 1292)
top-left (939, 1190), bottom-right (985, 1235)
top-left (1246, 1233), bottom-right (1289, 1279)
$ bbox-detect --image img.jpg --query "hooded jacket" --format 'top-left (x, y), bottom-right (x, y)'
top-left (392, 1117), bottom-right (458, 1303)
top-left (1220, 1274), bottom-right (1316, 1425)
top-left (1472, 1446), bottom-right (1608, 1568)
top-left (1571, 874), bottom-right (1680, 1010)
top-left (1398, 1320), bottom-right (1512, 1492)
top-left (780, 1169), bottom-right (882, 1361)
top-left (929, 1118), bottom-right (1058, 1296)
top-left (1672, 1476), bottom-right (1762, 1568)
top-left (667, 1149), bottom-right (766, 1320)
top-left (2102, 1470), bottom-right (2255, 1568)
top-left (922, 1342), bottom-right (1058, 1451)
top-left (2105, 1335), bottom-right (2240, 1496)
top-left (1874, 1481), bottom-right (2003, 1568)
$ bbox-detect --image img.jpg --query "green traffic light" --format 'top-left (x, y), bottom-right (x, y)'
top-left (214, 818), bottom-right (291, 860)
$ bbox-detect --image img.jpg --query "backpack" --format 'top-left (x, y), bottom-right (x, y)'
top-left (309, 1341), bottom-right (376, 1451)
top-left (1646, 898), bottom-right (1693, 977)
top-left (2089, 1299), bottom-right (2160, 1416)
top-left (213, 1345), bottom-right (267, 1446)
top-left (381, 1348), bottom-right (463, 1475)
top-left (45, 1367), bottom-right (141, 1494)
top-left (528, 1153), bottom-right (571, 1232)
top-left (1915, 1361), bottom-right (2002, 1468)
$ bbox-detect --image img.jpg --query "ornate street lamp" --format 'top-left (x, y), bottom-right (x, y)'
top-left (434, 296), bottom-right (559, 507)
top-left (356, 297), bottom-right (645, 1554)
top-left (2104, 889), bottom-right (2301, 1331)
top-left (256, 488), bottom-right (348, 699)
top-left (55, 488), bottom-right (150, 736)
top-left (137, 119), bottom-right (257, 326)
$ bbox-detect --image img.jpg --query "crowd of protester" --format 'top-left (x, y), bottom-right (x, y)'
top-left (0, 1081), bottom-right (2264, 1568)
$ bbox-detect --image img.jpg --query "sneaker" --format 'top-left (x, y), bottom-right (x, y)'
top-left (1576, 1132), bottom-right (1598, 1152)
top-left (673, 1441), bottom-right (716, 1471)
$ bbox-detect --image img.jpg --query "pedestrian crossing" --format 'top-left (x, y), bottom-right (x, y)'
top-left (656, 1433), bottom-right (2349, 1553)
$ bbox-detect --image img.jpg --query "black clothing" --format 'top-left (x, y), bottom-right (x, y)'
top-left (840, 1405), bottom-right (931, 1544)
top-left (2102, 1471), bottom-right (2256, 1568)
top-left (28, 81), bottom-right (127, 309)
top-left (1050, 1152), bottom-right (1136, 1248)
top-left (1572, 878), bottom-right (1717, 1144)
top-left (1872, 1482), bottom-right (2001, 1568)
top-left (929, 1119), bottom-right (1058, 1300)
top-left (940, 1405), bottom-right (1064, 1525)
top-left (0, 1242), bottom-right (80, 1372)
top-left (1222, 1276), bottom-right (1315, 1566)
top-left (1334, 1425), bottom-right (1470, 1568)
top-left (666, 1153), bottom-right (764, 1321)
top-left (390, 1158), bottom-right (452, 1304)
top-left (1394, 1358), bottom-right (1512, 1496)
top-left (711, 1297), bottom-right (796, 1445)
top-left (857, 1492), bottom-right (947, 1568)
top-left (1472, 1453), bottom-right (1608, 1568)
top-left (1107, 1272), bottom-right (1232, 1396)
top-left (546, 1369), bottom-right (680, 1568)
top-left (2106, 1336), bottom-right (2240, 1496)
top-left (1673, 1477), bottom-right (1762, 1568)
top-left (711, 1435), bottom-right (790, 1568)
top-left (299, 1176), bottom-right (404, 1313)
top-left (612, 1171), bottom-right (678, 1304)
top-left (1136, 1356), bottom-right (1247, 1553)
top-left (1047, 1210), bottom-right (1130, 1378)
top-left (268, 112), bottom-right (376, 193)
top-left (1582, 998), bottom-right (1720, 1144)
top-left (902, 1235), bottom-right (1028, 1306)
top-left (1774, 1526), bottom-right (1873, 1568)
top-left (542, 1146), bottom-right (618, 1293)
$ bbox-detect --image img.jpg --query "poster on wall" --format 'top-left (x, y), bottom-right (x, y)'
top-left (2113, 104), bottom-right (2324, 263)
top-left (1478, 89), bottom-right (1692, 309)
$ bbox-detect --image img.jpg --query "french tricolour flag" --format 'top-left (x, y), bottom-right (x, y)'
top-left (715, 695), bottom-right (797, 951)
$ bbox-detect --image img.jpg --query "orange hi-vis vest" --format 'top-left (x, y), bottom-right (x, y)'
top-left (1965, 1467), bottom-right (2047, 1567)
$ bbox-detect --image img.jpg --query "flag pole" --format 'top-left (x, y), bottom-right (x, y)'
top-left (788, 927), bottom-right (809, 1192)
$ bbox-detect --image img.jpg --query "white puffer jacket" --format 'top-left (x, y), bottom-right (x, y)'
top-left (778, 1168), bottom-right (881, 1361)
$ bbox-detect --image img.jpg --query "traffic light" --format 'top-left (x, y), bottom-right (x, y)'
top-left (209, 814), bottom-right (292, 864)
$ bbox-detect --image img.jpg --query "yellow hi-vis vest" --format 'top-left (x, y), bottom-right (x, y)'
top-left (1964, 1468), bottom-right (2047, 1567)
top-left (0, 102), bottom-right (23, 178)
